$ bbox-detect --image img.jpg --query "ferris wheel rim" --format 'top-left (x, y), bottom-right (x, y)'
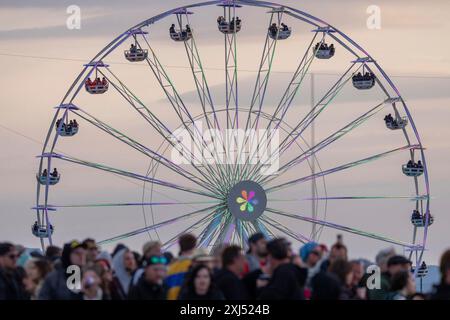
top-left (35, 0), bottom-right (430, 271)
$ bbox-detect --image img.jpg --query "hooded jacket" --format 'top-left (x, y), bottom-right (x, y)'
top-left (38, 243), bottom-right (81, 300)
top-left (111, 248), bottom-right (133, 298)
top-left (0, 267), bottom-right (28, 300)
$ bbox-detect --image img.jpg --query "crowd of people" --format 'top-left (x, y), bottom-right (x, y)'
top-left (1, 234), bottom-right (449, 300)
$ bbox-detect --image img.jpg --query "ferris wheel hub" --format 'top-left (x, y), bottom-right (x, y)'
top-left (226, 180), bottom-right (267, 221)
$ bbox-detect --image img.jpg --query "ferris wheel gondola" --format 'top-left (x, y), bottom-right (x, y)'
top-left (37, 168), bottom-right (60, 186)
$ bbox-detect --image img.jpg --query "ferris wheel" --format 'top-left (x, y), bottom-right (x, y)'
top-left (34, 0), bottom-right (432, 274)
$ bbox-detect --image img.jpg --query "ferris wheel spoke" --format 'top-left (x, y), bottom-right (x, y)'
top-left (71, 108), bottom-right (218, 193)
top-left (46, 200), bottom-right (220, 209)
top-left (180, 14), bottom-right (221, 132)
top-left (52, 152), bottom-right (220, 199)
top-left (244, 11), bottom-right (282, 132)
top-left (259, 215), bottom-right (309, 244)
top-left (235, 219), bottom-right (249, 248)
top-left (241, 32), bottom-right (324, 180)
top-left (178, 12), bottom-right (235, 186)
top-left (137, 36), bottom-right (231, 190)
top-left (267, 144), bottom-right (419, 194)
top-left (267, 33), bottom-right (320, 130)
top-left (198, 211), bottom-right (224, 247)
top-left (251, 219), bottom-right (275, 239)
top-left (212, 214), bottom-right (235, 248)
top-left (238, 33), bottom-right (321, 182)
top-left (181, 23), bottom-right (233, 184)
top-left (99, 68), bottom-right (175, 137)
top-left (266, 208), bottom-right (422, 250)
top-left (217, 3), bottom-right (243, 184)
top-left (233, 10), bottom-right (284, 183)
top-left (97, 203), bottom-right (220, 245)
top-left (244, 62), bottom-right (359, 183)
top-left (303, 195), bottom-right (429, 201)
top-left (221, 5), bottom-right (239, 130)
top-left (100, 68), bottom-right (226, 192)
top-left (258, 99), bottom-right (386, 185)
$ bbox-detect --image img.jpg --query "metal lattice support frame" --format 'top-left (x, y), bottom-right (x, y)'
top-left (35, 0), bottom-right (431, 276)
top-left (221, 2), bottom-right (240, 129)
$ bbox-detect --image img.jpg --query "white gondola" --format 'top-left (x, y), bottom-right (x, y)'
top-left (411, 216), bottom-right (434, 227)
top-left (315, 48), bottom-right (335, 59)
top-left (85, 80), bottom-right (109, 94)
top-left (170, 29), bottom-right (192, 42)
top-left (411, 210), bottom-right (434, 227)
top-left (124, 49), bottom-right (148, 62)
top-left (352, 73), bottom-right (376, 90)
top-left (37, 173), bottom-right (60, 185)
top-left (56, 120), bottom-right (79, 137)
top-left (402, 164), bottom-right (424, 177)
top-left (416, 262), bottom-right (428, 278)
top-left (314, 43), bottom-right (335, 59)
top-left (31, 223), bottom-right (54, 238)
top-left (385, 116), bottom-right (408, 130)
top-left (268, 27), bottom-right (291, 40)
top-left (218, 19), bottom-right (242, 34)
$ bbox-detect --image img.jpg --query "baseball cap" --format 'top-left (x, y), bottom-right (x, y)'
top-left (387, 255), bottom-right (412, 267)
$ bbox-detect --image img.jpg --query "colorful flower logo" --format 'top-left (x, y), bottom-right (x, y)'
top-left (236, 190), bottom-right (258, 213)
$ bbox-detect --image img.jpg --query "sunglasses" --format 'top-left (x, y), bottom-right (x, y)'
top-left (150, 256), bottom-right (168, 265)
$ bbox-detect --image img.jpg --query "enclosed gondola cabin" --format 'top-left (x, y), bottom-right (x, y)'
top-left (55, 119), bottom-right (79, 137)
top-left (411, 210), bottom-right (434, 227)
top-left (83, 62), bottom-right (109, 94)
top-left (268, 25), bottom-right (291, 40)
top-left (314, 42), bottom-right (335, 59)
top-left (385, 116), bottom-right (408, 130)
top-left (37, 172), bottom-right (60, 185)
top-left (124, 48), bottom-right (148, 62)
top-left (85, 79), bottom-right (109, 94)
top-left (31, 223), bottom-right (54, 238)
top-left (402, 162), bottom-right (424, 177)
top-left (217, 1), bottom-right (242, 34)
top-left (352, 72), bottom-right (376, 90)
